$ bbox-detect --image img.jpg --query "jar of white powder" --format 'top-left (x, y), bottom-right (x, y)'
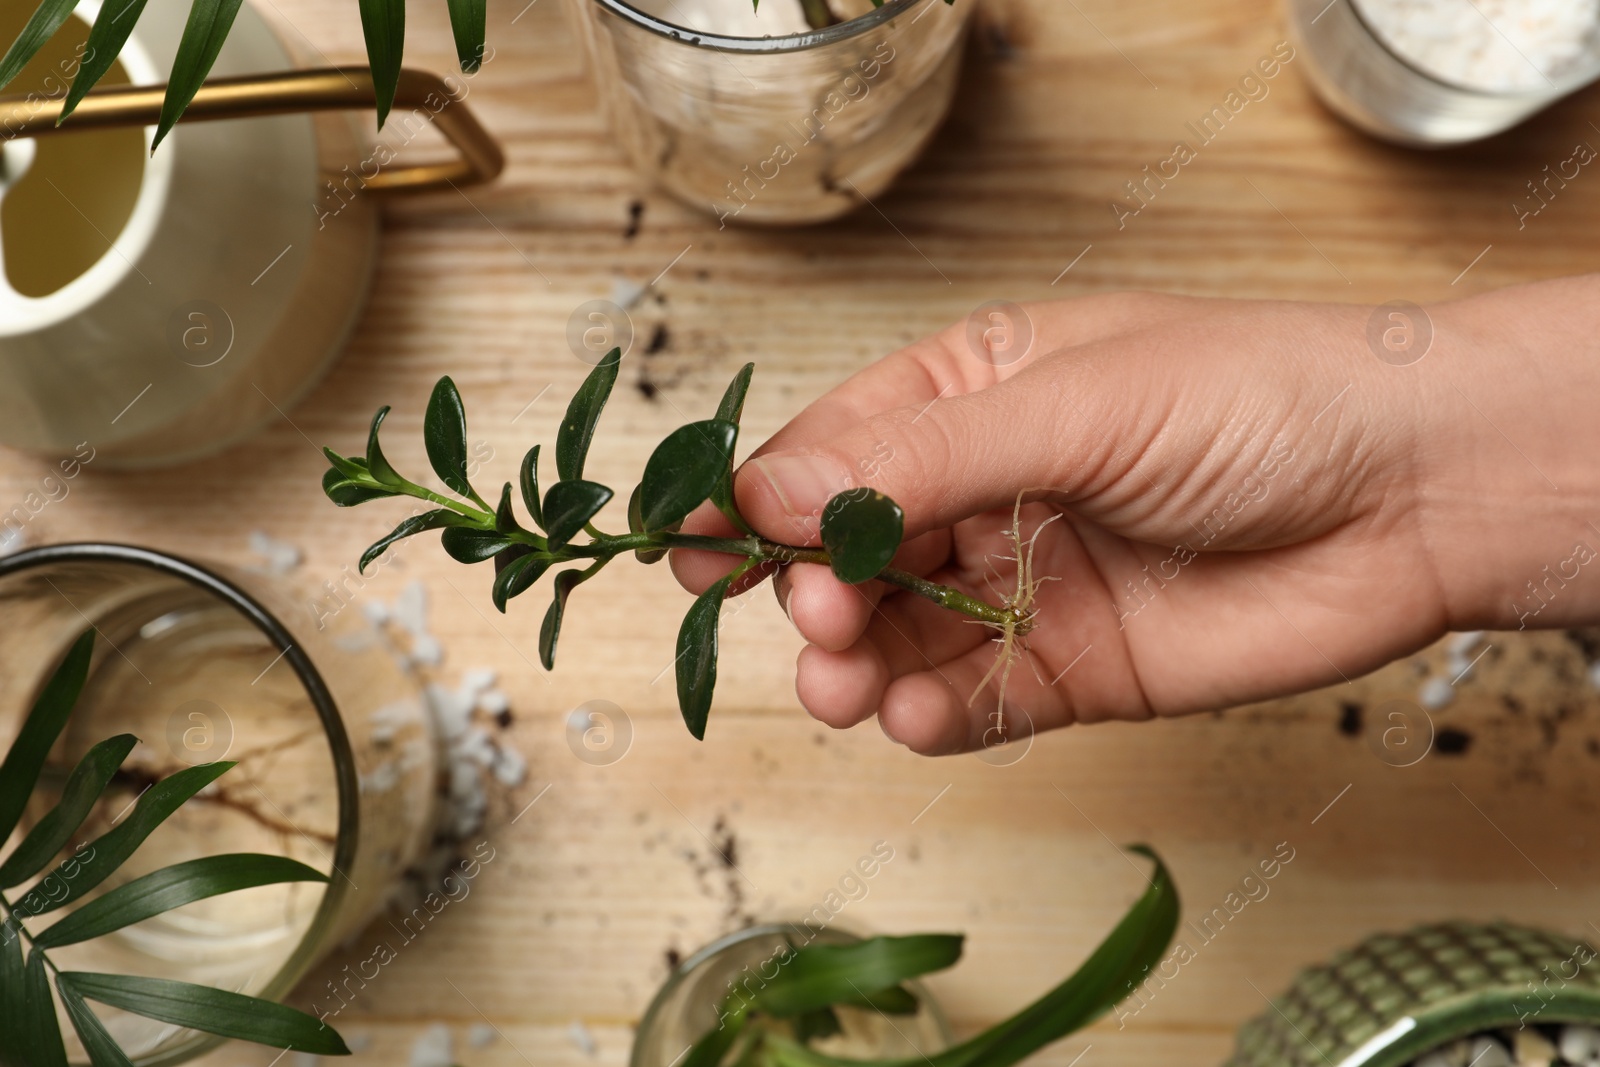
top-left (1286, 0), bottom-right (1600, 144)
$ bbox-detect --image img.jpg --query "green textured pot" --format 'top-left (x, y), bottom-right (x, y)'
top-left (1226, 922), bottom-right (1600, 1067)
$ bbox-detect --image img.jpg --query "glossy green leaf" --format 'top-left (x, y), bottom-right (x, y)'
top-left (542, 480), bottom-right (613, 551)
top-left (0, 0), bottom-right (77, 92)
top-left (0, 629), bottom-right (93, 845)
top-left (794, 1007), bottom-right (842, 1045)
top-left (323, 447), bottom-right (370, 482)
top-left (153, 0), bottom-right (246, 149)
top-left (556, 347), bottom-right (620, 480)
top-left (838, 984), bottom-right (919, 1015)
top-left (60, 973), bottom-right (349, 1054)
top-left (539, 569), bottom-right (589, 670)
top-left (445, 0), bottom-right (487, 72)
top-left (1, 931), bottom-right (64, 1067)
top-left (710, 363), bottom-right (756, 530)
top-left (322, 465), bottom-right (393, 507)
top-left (492, 553), bottom-right (550, 613)
top-left (57, 977), bottom-right (131, 1067)
top-left (750, 935), bottom-right (961, 1018)
top-left (424, 376), bottom-right (477, 500)
top-left (13, 762), bottom-right (234, 919)
top-left (675, 574), bottom-right (730, 741)
top-left (627, 485), bottom-right (668, 564)
top-left (520, 445), bottom-right (545, 529)
top-left (36, 854), bottom-right (327, 949)
top-left (358, 0), bottom-right (405, 127)
top-left (640, 419), bottom-right (738, 532)
top-left (493, 482), bottom-right (521, 536)
top-left (365, 405), bottom-right (404, 486)
top-left (360, 508), bottom-right (475, 573)
top-left (0, 734), bottom-right (135, 889)
top-left (58, 0), bottom-right (150, 122)
top-left (442, 526), bottom-right (514, 564)
top-left (820, 489), bottom-right (904, 585)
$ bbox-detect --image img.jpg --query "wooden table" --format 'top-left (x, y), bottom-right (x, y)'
top-left (9, 0), bottom-right (1600, 1062)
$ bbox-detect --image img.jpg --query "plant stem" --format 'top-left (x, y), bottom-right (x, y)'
top-left (0, 889), bottom-right (58, 973)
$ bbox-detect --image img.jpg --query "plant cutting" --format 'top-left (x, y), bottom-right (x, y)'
top-left (319, 351), bottom-right (1047, 741)
top-left (646, 846), bottom-right (1177, 1067)
top-left (0, 631), bottom-right (348, 1065)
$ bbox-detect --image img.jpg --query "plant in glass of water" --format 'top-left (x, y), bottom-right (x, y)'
top-left (0, 632), bottom-right (347, 1066)
top-left (677, 846), bottom-right (1176, 1067)
top-left (320, 350), bottom-right (1045, 741)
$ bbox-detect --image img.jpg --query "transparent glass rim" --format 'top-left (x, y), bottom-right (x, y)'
top-left (586, 0), bottom-right (930, 54)
top-left (0, 542), bottom-right (360, 1067)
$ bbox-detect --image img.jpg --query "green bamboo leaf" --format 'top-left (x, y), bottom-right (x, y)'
top-left (627, 485), bottom-right (669, 564)
top-left (13, 762), bottom-right (234, 919)
top-left (10, 948), bottom-right (68, 1067)
top-left (710, 363), bottom-right (756, 530)
top-left (36, 854), bottom-right (327, 949)
top-left (358, 0), bottom-right (405, 127)
top-left (539, 569), bottom-right (588, 669)
top-left (557, 347), bottom-right (621, 480)
top-left (640, 419), bottom-right (738, 532)
top-left (322, 465), bottom-right (394, 507)
top-left (58, 0), bottom-right (150, 122)
top-left (683, 1000), bottom-right (750, 1067)
top-left (820, 489), bottom-right (903, 585)
top-left (0, 0), bottom-right (77, 92)
top-left (442, 526), bottom-right (515, 564)
top-left (153, 0), bottom-right (246, 149)
top-left (750, 935), bottom-right (961, 1018)
top-left (365, 405), bottom-right (404, 487)
top-left (424, 376), bottom-right (477, 501)
top-left (520, 445), bottom-right (545, 529)
top-left (445, 0), bottom-right (487, 72)
top-left (360, 508), bottom-right (475, 573)
top-left (0, 629), bottom-right (93, 845)
top-left (676, 574), bottom-right (731, 741)
top-left (60, 973), bottom-right (349, 1054)
top-left (542, 480), bottom-right (613, 551)
top-left (0, 734), bottom-right (136, 889)
top-left (57, 978), bottom-right (132, 1067)
top-left (492, 553), bottom-right (550, 613)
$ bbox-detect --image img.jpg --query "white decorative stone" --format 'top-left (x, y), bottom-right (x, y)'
top-left (568, 1019), bottom-right (598, 1056)
top-left (409, 1024), bottom-right (453, 1067)
top-left (1417, 676), bottom-right (1455, 710)
top-left (1467, 1036), bottom-right (1511, 1067)
top-left (1560, 1024), bottom-right (1600, 1065)
top-left (467, 1022), bottom-right (498, 1048)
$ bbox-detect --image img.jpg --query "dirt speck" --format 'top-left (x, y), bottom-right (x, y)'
top-left (646, 324), bottom-right (671, 355)
top-left (1338, 702), bottom-right (1363, 737)
top-left (1435, 728), bottom-right (1473, 755)
top-left (624, 199), bottom-right (644, 240)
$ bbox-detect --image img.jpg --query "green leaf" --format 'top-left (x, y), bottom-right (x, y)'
top-left (60, 973), bottom-right (349, 1055)
top-left (838, 984), bottom-right (919, 1015)
top-left (322, 465), bottom-right (394, 507)
top-left (442, 526), bottom-right (514, 564)
top-left (0, 734), bottom-right (136, 889)
top-left (358, 0), bottom-right (405, 127)
top-left (520, 445), bottom-right (545, 530)
top-left (820, 489), bottom-right (904, 585)
top-left (13, 762), bottom-right (234, 919)
top-left (640, 419), bottom-right (738, 532)
top-left (542, 480), bottom-right (614, 551)
top-left (492, 482), bottom-right (519, 536)
top-left (676, 574), bottom-right (731, 741)
top-left (445, 0), bottom-right (487, 72)
top-left (683, 999), bottom-right (750, 1067)
top-left (424, 376), bottom-right (477, 501)
top-left (0, 0), bottom-right (77, 93)
top-left (557, 347), bottom-right (620, 481)
top-left (360, 508), bottom-right (475, 573)
top-left (710, 364), bottom-right (756, 532)
top-left (59, 0), bottom-right (150, 122)
top-left (794, 1007), bottom-right (842, 1045)
top-left (153, 0), bottom-right (247, 149)
top-left (2, 933), bottom-right (67, 1067)
top-left (628, 485), bottom-right (668, 564)
top-left (539, 569), bottom-right (589, 670)
top-left (492, 553), bottom-right (550, 613)
top-left (0, 629), bottom-right (93, 845)
top-left (35, 854), bottom-right (327, 949)
top-left (57, 978), bottom-right (132, 1067)
top-left (365, 405), bottom-right (404, 486)
top-left (750, 935), bottom-right (961, 1018)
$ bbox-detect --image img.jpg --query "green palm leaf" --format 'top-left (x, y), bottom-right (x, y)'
top-left (59, 0), bottom-right (151, 122)
top-left (445, 0), bottom-right (487, 73)
top-left (0, 734), bottom-right (136, 889)
top-left (153, 0), bottom-right (246, 149)
top-left (358, 0), bottom-right (405, 127)
top-left (59, 973), bottom-right (350, 1054)
top-left (0, 0), bottom-right (78, 92)
top-left (0, 629), bottom-right (94, 845)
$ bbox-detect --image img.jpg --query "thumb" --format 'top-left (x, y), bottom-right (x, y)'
top-left (734, 370), bottom-right (1089, 545)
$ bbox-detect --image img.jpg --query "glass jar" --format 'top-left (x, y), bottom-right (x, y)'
top-left (0, 544), bottom-right (437, 1066)
top-left (632, 923), bottom-right (951, 1067)
top-left (1284, 0), bottom-right (1600, 145)
top-left (565, 0), bottom-right (973, 224)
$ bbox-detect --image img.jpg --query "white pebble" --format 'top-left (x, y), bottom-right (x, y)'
top-left (462, 667), bottom-right (498, 693)
top-left (1560, 1025), bottom-right (1600, 1064)
top-left (362, 761), bottom-right (400, 793)
top-left (362, 599), bottom-right (389, 625)
top-left (1418, 676), bottom-right (1455, 710)
top-left (410, 634), bottom-right (444, 666)
top-left (1445, 654), bottom-right (1474, 682)
top-left (1446, 631), bottom-right (1484, 656)
top-left (610, 277), bottom-right (644, 309)
top-left (291, 1053), bottom-right (320, 1067)
top-left (0, 527), bottom-right (26, 557)
top-left (1467, 1036), bottom-right (1511, 1067)
top-left (459, 728), bottom-right (497, 767)
top-left (248, 530), bottom-right (303, 574)
top-left (477, 689), bottom-right (510, 716)
top-left (492, 745), bottom-right (528, 787)
top-left (410, 1024), bottom-right (454, 1067)
top-left (394, 581), bottom-right (429, 635)
top-left (467, 1022), bottom-right (497, 1048)
top-left (346, 1032), bottom-right (372, 1053)
top-left (428, 684), bottom-right (475, 741)
top-left (568, 1019), bottom-right (598, 1056)
top-left (1514, 1028), bottom-right (1556, 1067)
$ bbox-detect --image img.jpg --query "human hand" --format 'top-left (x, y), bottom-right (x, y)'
top-left (671, 278), bottom-right (1600, 754)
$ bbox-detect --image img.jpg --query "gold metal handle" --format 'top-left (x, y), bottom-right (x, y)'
top-left (0, 67), bottom-right (504, 193)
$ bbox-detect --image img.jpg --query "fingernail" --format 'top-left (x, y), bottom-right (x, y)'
top-left (749, 454), bottom-right (850, 540)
